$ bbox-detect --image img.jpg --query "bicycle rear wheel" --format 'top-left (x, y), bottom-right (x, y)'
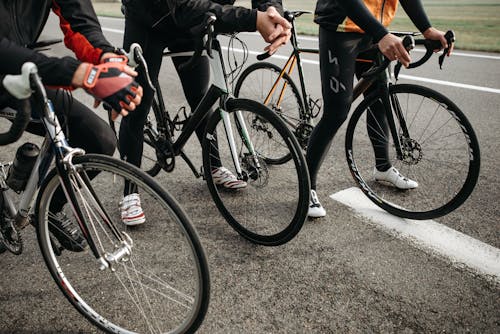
top-left (346, 84), bottom-right (480, 219)
top-left (234, 62), bottom-right (306, 164)
top-left (36, 154), bottom-right (209, 334)
top-left (202, 98), bottom-right (310, 246)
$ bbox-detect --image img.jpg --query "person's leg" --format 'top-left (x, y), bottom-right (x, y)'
top-left (355, 52), bottom-right (418, 189)
top-left (355, 51), bottom-right (392, 172)
top-left (117, 18), bottom-right (167, 224)
top-left (169, 40), bottom-right (245, 189)
top-left (306, 31), bottom-right (369, 217)
top-left (41, 89), bottom-right (116, 212)
top-left (120, 19), bottom-right (165, 169)
top-left (307, 31), bottom-right (367, 189)
top-left (169, 40), bottom-right (222, 167)
top-left (30, 88), bottom-right (116, 251)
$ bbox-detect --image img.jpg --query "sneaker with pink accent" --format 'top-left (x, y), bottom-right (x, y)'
top-left (120, 193), bottom-right (146, 226)
top-left (211, 167), bottom-right (247, 189)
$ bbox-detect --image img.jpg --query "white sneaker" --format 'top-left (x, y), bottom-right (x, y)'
top-left (374, 167), bottom-right (418, 190)
top-left (211, 167), bottom-right (247, 189)
top-left (120, 193), bottom-right (146, 226)
top-left (308, 190), bottom-right (326, 218)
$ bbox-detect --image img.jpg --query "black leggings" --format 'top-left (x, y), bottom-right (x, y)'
top-left (120, 18), bottom-right (218, 180)
top-left (306, 30), bottom-right (391, 190)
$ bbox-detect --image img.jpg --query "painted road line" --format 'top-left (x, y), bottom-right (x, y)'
top-left (330, 187), bottom-right (500, 282)
top-left (219, 46), bottom-right (500, 95)
top-left (397, 74), bottom-right (500, 94)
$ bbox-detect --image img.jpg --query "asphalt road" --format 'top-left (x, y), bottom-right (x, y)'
top-left (0, 15), bottom-right (499, 333)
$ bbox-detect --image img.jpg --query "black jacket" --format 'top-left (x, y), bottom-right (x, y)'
top-left (0, 0), bottom-right (115, 87)
top-left (122, 0), bottom-right (283, 36)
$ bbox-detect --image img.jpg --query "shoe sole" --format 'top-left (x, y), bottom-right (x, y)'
top-left (375, 179), bottom-right (418, 190)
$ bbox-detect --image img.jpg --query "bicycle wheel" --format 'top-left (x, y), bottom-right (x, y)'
top-left (346, 84), bottom-right (480, 219)
top-left (109, 106), bottom-right (163, 177)
top-left (234, 62), bottom-right (306, 164)
top-left (35, 154), bottom-right (209, 334)
top-left (202, 98), bottom-right (310, 246)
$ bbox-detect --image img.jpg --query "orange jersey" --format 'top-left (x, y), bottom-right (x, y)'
top-left (337, 0), bottom-right (398, 34)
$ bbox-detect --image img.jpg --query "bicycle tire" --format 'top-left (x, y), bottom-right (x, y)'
top-left (35, 154), bottom-right (210, 334)
top-left (346, 84), bottom-right (480, 219)
top-left (202, 98), bottom-right (310, 246)
top-left (234, 62), bottom-right (305, 164)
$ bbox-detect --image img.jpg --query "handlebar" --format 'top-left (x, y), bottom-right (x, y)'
top-left (256, 9), bottom-right (313, 61)
top-left (360, 35), bottom-right (415, 79)
top-left (177, 13), bottom-right (217, 71)
top-left (393, 30), bottom-right (455, 79)
top-left (0, 63), bottom-right (38, 145)
top-left (358, 30), bottom-right (454, 80)
top-left (409, 30), bottom-right (455, 69)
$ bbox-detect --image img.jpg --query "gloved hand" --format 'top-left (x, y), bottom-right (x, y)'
top-left (82, 59), bottom-right (142, 117)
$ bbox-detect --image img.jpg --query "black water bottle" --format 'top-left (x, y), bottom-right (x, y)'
top-left (6, 142), bottom-right (40, 192)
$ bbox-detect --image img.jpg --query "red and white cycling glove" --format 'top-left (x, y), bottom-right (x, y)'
top-left (82, 56), bottom-right (139, 112)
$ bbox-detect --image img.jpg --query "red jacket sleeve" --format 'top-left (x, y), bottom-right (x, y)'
top-left (52, 0), bottom-right (115, 64)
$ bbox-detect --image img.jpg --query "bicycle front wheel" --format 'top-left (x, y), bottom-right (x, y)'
top-left (234, 62), bottom-right (306, 164)
top-left (202, 98), bottom-right (310, 246)
top-left (346, 84), bottom-right (480, 219)
top-left (35, 154), bottom-right (209, 334)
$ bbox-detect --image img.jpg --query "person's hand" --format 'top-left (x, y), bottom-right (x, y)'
top-left (99, 53), bottom-right (142, 119)
top-left (256, 7), bottom-right (291, 54)
top-left (71, 61), bottom-right (143, 118)
top-left (423, 27), bottom-right (454, 56)
top-left (378, 33), bottom-right (411, 67)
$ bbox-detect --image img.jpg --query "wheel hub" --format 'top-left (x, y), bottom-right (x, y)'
top-left (400, 137), bottom-right (423, 165)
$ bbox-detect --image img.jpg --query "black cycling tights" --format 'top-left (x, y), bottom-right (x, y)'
top-left (306, 30), bottom-right (391, 190)
top-left (121, 18), bottom-right (219, 194)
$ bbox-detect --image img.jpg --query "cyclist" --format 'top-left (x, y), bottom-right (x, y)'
top-left (307, 0), bottom-right (453, 218)
top-left (0, 0), bottom-right (143, 249)
top-left (119, 0), bottom-right (291, 225)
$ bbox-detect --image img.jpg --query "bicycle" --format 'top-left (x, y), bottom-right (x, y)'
top-left (110, 15), bottom-right (310, 246)
top-left (0, 62), bottom-right (209, 333)
top-left (235, 10), bottom-right (480, 220)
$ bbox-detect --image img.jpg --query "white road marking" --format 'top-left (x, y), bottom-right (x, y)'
top-left (331, 187), bottom-right (500, 283)
top-left (220, 46), bottom-right (500, 95)
top-left (102, 27), bottom-right (123, 34)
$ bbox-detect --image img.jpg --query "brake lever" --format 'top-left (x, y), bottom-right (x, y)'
top-left (438, 30), bottom-right (455, 69)
top-left (122, 43), bottom-right (156, 93)
top-left (394, 35), bottom-right (415, 80)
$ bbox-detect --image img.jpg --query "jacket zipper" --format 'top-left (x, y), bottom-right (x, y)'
top-left (380, 0), bottom-right (387, 25)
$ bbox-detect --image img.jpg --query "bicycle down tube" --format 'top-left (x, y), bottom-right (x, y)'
top-left (162, 39), bottom-right (260, 178)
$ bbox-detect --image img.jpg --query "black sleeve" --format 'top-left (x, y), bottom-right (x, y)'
top-left (338, 0), bottom-right (388, 42)
top-left (0, 38), bottom-right (80, 87)
top-left (167, 0), bottom-right (258, 33)
top-left (252, 0), bottom-right (283, 14)
top-left (399, 0), bottom-right (431, 33)
top-left (52, 0), bottom-right (115, 64)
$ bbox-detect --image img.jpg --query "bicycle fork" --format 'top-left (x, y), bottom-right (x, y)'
top-left (378, 81), bottom-right (410, 162)
top-left (56, 149), bottom-right (132, 271)
top-left (218, 105), bottom-right (264, 183)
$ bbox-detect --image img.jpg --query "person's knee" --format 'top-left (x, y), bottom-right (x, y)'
top-left (97, 123), bottom-right (117, 155)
